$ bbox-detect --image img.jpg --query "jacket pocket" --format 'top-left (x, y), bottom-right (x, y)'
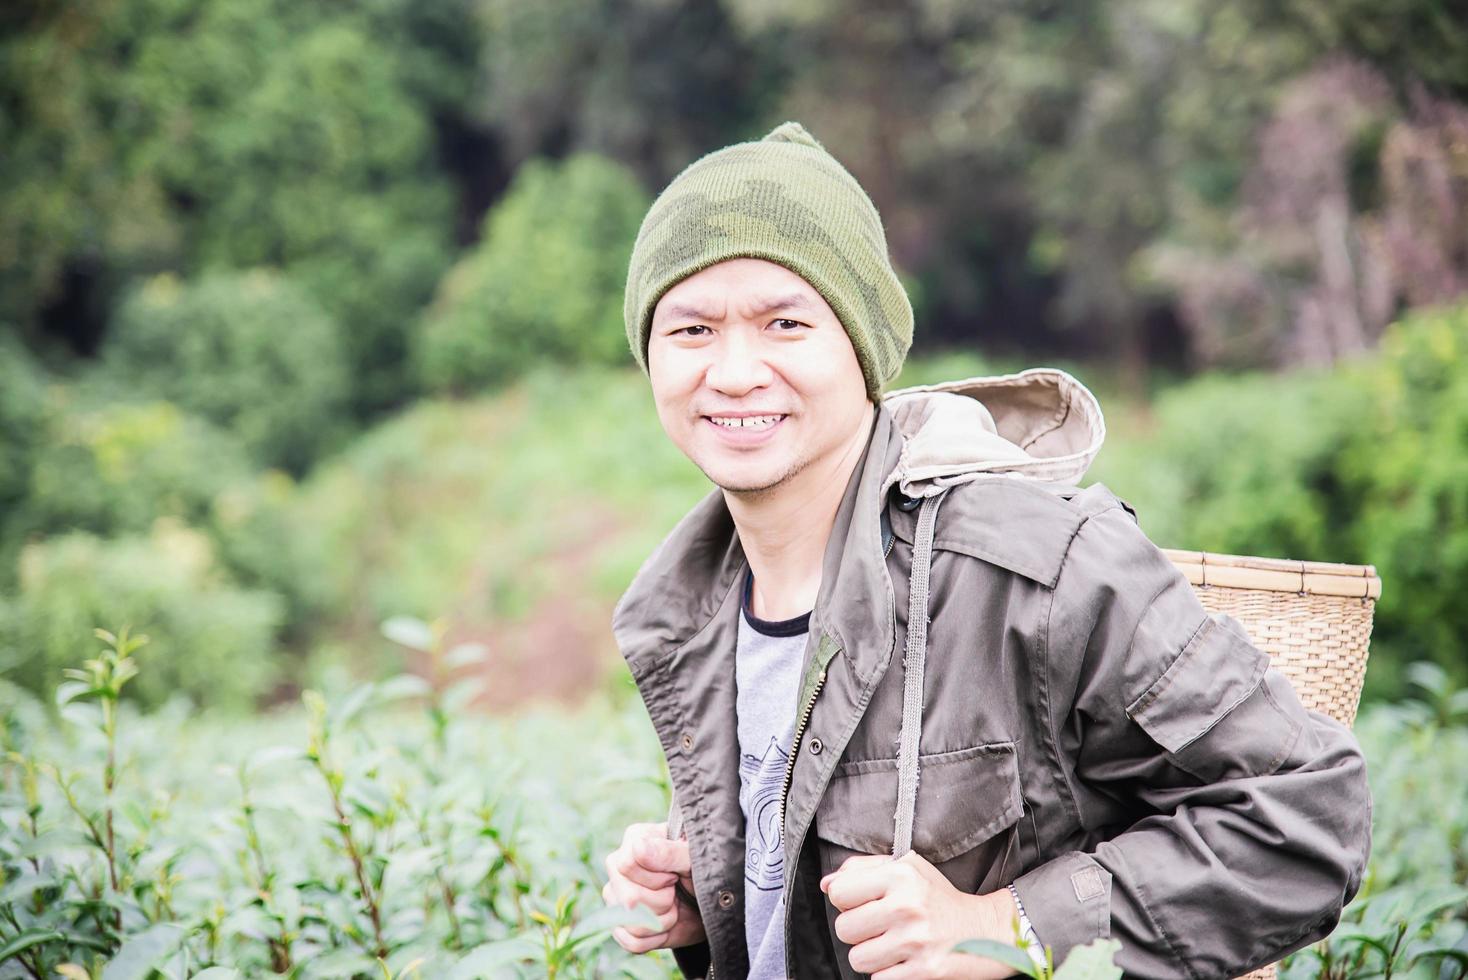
top-left (814, 741), bottom-right (1023, 864)
top-left (1126, 612), bottom-right (1305, 783)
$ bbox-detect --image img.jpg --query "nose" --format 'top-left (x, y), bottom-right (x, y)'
top-left (704, 327), bottom-right (774, 397)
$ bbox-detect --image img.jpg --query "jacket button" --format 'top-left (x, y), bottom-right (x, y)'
top-left (717, 889), bottom-right (735, 909)
top-left (808, 736), bottom-right (824, 755)
top-left (680, 732), bottom-right (694, 752)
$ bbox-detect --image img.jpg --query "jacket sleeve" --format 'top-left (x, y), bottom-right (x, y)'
top-left (1009, 496), bottom-right (1373, 979)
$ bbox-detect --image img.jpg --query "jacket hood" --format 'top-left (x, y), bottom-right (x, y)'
top-left (880, 367), bottom-right (1106, 498)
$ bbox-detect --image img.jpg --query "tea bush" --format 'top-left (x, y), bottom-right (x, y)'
top-left (0, 628), bottom-right (681, 979)
top-left (2, 627), bottom-right (1463, 979)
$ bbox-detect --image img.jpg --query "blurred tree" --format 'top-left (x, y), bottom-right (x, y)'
top-left (0, 523), bottom-right (284, 709)
top-left (0, 334), bottom-right (48, 573)
top-left (1235, 0), bottom-right (1468, 102)
top-left (1146, 58), bottom-right (1468, 368)
top-left (5, 386), bottom-right (327, 641)
top-left (474, 0), bottom-right (778, 186)
top-left (104, 271), bottom-right (350, 472)
top-left (1341, 303), bottom-right (1468, 696)
top-left (0, 0), bottom-right (470, 414)
top-left (188, 19), bottom-right (456, 413)
top-left (19, 399), bottom-right (252, 541)
top-left (415, 153), bottom-right (649, 392)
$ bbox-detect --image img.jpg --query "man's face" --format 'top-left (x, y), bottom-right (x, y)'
top-left (647, 257), bottom-right (873, 496)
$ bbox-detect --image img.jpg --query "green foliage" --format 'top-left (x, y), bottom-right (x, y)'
top-left (288, 365), bottom-right (708, 670)
top-left (1339, 304), bottom-right (1468, 700)
top-left (3, 632), bottom-right (1464, 978)
top-left (1090, 368), bottom-right (1365, 559)
top-left (1090, 302), bottom-right (1468, 700)
top-left (20, 399), bottom-right (252, 541)
top-left (206, 469), bottom-right (332, 635)
top-left (0, 333), bottom-right (47, 553)
top-left (104, 271), bottom-right (349, 472)
top-left (0, 0), bottom-right (459, 413)
top-left (415, 154), bottom-right (650, 393)
top-left (1279, 670), bottom-right (1468, 979)
top-left (191, 19), bottom-right (455, 413)
top-left (0, 636), bottom-right (678, 978)
top-left (0, 526), bottom-right (283, 710)
top-left (3, 387), bottom-right (327, 641)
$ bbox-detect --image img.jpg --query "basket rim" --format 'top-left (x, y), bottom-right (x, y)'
top-left (1162, 548), bottom-right (1381, 599)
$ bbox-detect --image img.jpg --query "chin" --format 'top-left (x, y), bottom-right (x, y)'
top-left (702, 458), bottom-right (803, 496)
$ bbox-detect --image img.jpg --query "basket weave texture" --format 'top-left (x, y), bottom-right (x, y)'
top-left (1160, 548), bottom-right (1380, 980)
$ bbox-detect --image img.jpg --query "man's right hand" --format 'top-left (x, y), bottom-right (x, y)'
top-left (603, 821), bottom-right (707, 953)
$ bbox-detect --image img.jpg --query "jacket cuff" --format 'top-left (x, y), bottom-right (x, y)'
top-left (672, 939), bottom-right (712, 978)
top-left (1011, 851), bottom-right (1112, 966)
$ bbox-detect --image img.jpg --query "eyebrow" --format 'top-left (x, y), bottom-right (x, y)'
top-left (658, 292), bottom-right (818, 324)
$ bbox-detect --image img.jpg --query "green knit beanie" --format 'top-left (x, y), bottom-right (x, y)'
top-left (623, 121), bottom-right (913, 401)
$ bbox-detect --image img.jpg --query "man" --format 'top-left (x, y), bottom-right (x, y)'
top-left (600, 121), bottom-right (1371, 980)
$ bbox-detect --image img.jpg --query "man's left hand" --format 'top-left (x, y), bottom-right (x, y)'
top-left (819, 851), bottom-right (1022, 980)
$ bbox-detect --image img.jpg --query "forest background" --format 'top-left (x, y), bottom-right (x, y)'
top-left (2, 1), bottom-right (1467, 977)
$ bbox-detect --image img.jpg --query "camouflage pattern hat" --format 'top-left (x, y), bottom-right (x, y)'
top-left (622, 121), bottom-right (913, 401)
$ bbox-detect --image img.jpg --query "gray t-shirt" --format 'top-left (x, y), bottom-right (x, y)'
top-left (735, 569), bottom-right (809, 980)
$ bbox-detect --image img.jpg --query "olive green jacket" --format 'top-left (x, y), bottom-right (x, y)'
top-left (612, 369), bottom-right (1371, 980)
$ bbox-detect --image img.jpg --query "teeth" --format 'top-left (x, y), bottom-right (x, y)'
top-left (710, 415), bottom-right (783, 429)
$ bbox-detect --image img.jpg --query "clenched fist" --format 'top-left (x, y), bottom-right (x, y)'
top-left (603, 821), bottom-right (707, 953)
top-left (820, 850), bottom-right (1022, 980)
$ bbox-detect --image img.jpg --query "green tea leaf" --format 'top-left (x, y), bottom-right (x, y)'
top-left (101, 922), bottom-right (186, 980)
top-left (381, 617), bottom-right (435, 653)
top-left (446, 936), bottom-right (539, 979)
top-left (0, 928), bottom-right (65, 962)
top-left (1052, 938), bottom-right (1123, 980)
top-left (16, 828), bottom-right (101, 858)
top-left (952, 938), bottom-right (1041, 977)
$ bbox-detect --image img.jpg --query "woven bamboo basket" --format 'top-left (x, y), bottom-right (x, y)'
top-left (1161, 548), bottom-right (1381, 980)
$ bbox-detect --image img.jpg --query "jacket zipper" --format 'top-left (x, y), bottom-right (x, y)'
top-left (777, 526), bottom-right (894, 847)
top-left (777, 665), bottom-right (827, 849)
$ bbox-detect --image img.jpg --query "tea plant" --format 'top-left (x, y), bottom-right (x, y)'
top-left (3, 625), bottom-right (1466, 979)
top-left (0, 623), bottom-right (670, 978)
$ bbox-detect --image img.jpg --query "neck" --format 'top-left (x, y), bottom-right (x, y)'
top-left (725, 408), bottom-right (875, 621)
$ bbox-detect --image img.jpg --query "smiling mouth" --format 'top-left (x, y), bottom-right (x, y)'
top-left (703, 414), bottom-right (788, 430)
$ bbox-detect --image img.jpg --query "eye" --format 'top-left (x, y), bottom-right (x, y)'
top-left (674, 324), bottom-right (711, 337)
top-left (771, 318), bottom-right (807, 331)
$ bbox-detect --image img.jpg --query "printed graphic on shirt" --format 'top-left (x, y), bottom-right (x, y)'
top-left (739, 736), bottom-right (790, 891)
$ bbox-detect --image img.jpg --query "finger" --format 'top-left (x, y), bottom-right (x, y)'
top-left (833, 896), bottom-right (896, 947)
top-left (621, 821), bottom-right (669, 846)
top-left (607, 846), bottom-right (679, 890)
top-left (820, 854), bottom-right (895, 893)
top-left (612, 924), bottom-right (671, 955)
top-left (607, 881), bottom-right (679, 935)
top-left (633, 833), bottom-right (693, 877)
top-left (847, 930), bottom-right (909, 976)
top-left (616, 902), bottom-right (679, 938)
top-left (824, 861), bottom-right (901, 912)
